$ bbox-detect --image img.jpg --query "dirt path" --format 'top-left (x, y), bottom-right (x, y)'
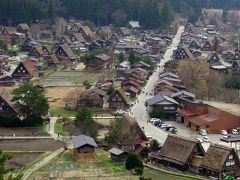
top-left (22, 148), bottom-right (65, 180)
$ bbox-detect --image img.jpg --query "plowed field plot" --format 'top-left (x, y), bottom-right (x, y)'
top-left (5, 152), bottom-right (43, 169)
top-left (0, 139), bottom-right (65, 151)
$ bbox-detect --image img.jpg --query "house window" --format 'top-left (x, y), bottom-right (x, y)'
top-left (226, 160), bottom-right (235, 166)
top-left (229, 155), bottom-right (233, 160)
top-left (164, 107), bottom-right (175, 110)
top-left (206, 125), bottom-right (210, 128)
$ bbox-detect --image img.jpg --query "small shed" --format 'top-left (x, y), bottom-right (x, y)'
top-left (108, 147), bottom-right (129, 162)
top-left (72, 134), bottom-right (98, 161)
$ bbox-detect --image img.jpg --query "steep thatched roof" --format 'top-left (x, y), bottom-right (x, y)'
top-left (117, 114), bottom-right (148, 146)
top-left (59, 44), bottom-right (75, 58)
top-left (158, 135), bottom-right (204, 165)
top-left (72, 33), bottom-right (86, 43)
top-left (108, 88), bottom-right (130, 105)
top-left (201, 144), bottom-right (239, 171)
top-left (17, 23), bottom-right (30, 30)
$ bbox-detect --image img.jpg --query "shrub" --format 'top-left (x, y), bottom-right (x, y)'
top-left (149, 110), bottom-right (167, 119)
top-left (126, 153), bottom-right (143, 170)
top-left (135, 167), bottom-right (143, 176)
top-left (149, 139), bottom-right (160, 152)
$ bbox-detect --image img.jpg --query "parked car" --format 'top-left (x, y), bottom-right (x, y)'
top-left (153, 121), bottom-right (162, 126)
top-left (221, 130), bottom-right (228, 135)
top-left (195, 137), bottom-right (203, 143)
top-left (157, 122), bottom-right (165, 127)
top-left (161, 124), bottom-right (168, 129)
top-left (223, 135), bottom-right (229, 139)
top-left (165, 125), bottom-right (173, 131)
top-left (115, 109), bottom-right (126, 114)
top-left (232, 129), bottom-right (238, 135)
top-left (169, 127), bottom-right (177, 134)
top-left (203, 136), bottom-right (210, 142)
top-left (150, 118), bottom-right (160, 123)
top-left (200, 129), bottom-right (207, 136)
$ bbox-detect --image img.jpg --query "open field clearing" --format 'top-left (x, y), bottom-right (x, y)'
top-left (46, 87), bottom-right (84, 107)
top-left (45, 70), bottom-right (103, 86)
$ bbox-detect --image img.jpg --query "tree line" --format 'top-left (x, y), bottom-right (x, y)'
top-left (1, 0), bottom-right (240, 27)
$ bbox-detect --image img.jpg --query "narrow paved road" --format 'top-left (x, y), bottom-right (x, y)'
top-left (49, 117), bottom-right (58, 137)
top-left (130, 26), bottom-right (185, 144)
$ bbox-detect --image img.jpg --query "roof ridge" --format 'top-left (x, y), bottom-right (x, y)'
top-left (210, 143), bottom-right (233, 150)
top-left (168, 134), bottom-right (198, 143)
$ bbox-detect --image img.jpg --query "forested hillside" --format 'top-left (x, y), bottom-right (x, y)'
top-left (0, 0), bottom-right (48, 25)
top-left (1, 0), bottom-right (240, 28)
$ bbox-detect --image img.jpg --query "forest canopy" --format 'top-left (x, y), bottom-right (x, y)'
top-left (0, 0), bottom-right (240, 28)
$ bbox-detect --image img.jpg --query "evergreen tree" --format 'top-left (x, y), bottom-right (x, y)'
top-left (0, 150), bottom-right (22, 180)
top-left (125, 153), bottom-right (143, 170)
top-left (118, 52), bottom-right (125, 62)
top-left (222, 9), bottom-right (228, 23)
top-left (160, 2), bottom-right (174, 28)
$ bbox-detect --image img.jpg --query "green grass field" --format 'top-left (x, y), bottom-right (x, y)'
top-left (49, 106), bottom-right (77, 117)
top-left (143, 168), bottom-right (197, 180)
top-left (54, 120), bottom-right (69, 136)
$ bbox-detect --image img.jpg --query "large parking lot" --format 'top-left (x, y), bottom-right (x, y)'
top-left (149, 119), bottom-right (230, 150)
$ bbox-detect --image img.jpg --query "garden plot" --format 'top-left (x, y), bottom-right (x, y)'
top-left (31, 150), bottom-right (134, 179)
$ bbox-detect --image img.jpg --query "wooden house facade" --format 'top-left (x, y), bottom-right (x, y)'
top-left (146, 95), bottom-right (179, 118)
top-left (72, 134), bottom-right (98, 161)
top-left (150, 134), bottom-right (205, 171)
top-left (0, 75), bottom-right (15, 86)
top-left (108, 148), bottom-right (129, 162)
top-left (11, 60), bottom-right (38, 82)
top-left (116, 115), bottom-right (149, 157)
top-left (208, 53), bottom-right (221, 65)
top-left (0, 87), bottom-right (16, 116)
top-left (55, 44), bottom-right (76, 62)
top-left (78, 88), bottom-right (106, 108)
top-left (200, 144), bottom-right (240, 179)
top-left (85, 54), bottom-right (110, 71)
top-left (108, 89), bottom-right (130, 110)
